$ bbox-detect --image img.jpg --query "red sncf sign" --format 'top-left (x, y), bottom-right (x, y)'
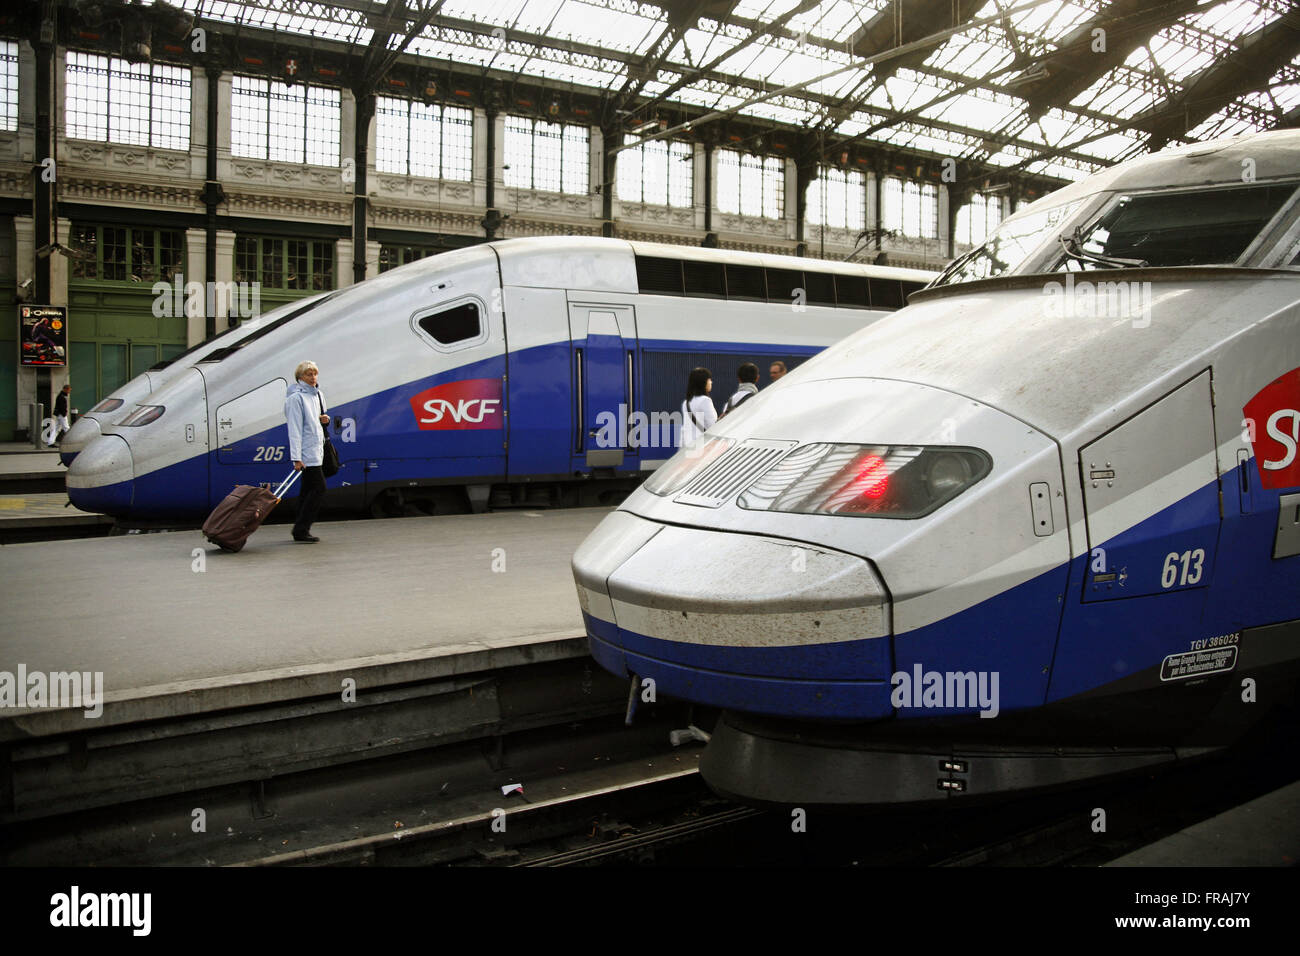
top-left (410, 378), bottom-right (503, 431)
top-left (1244, 368), bottom-right (1300, 490)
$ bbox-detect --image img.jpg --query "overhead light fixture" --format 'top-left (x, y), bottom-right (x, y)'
top-left (630, 118), bottom-right (660, 135)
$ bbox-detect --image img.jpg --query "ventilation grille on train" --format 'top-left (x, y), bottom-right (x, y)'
top-left (674, 439), bottom-right (797, 508)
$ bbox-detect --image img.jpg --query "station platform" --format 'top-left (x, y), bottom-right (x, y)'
top-left (0, 507), bottom-right (611, 740)
top-left (0, 444), bottom-right (64, 481)
top-left (1105, 779), bottom-right (1300, 866)
top-left (0, 491), bottom-right (110, 530)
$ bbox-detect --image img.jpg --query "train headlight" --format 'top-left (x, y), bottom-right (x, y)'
top-left (117, 404), bottom-right (165, 427)
top-left (645, 436), bottom-right (736, 497)
top-left (90, 398), bottom-right (124, 414)
top-left (738, 443), bottom-right (991, 518)
top-left (924, 452), bottom-right (973, 497)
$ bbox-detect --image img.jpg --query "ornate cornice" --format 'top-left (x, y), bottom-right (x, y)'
top-left (504, 217), bottom-right (599, 238)
top-left (374, 175), bottom-right (475, 205)
top-left (617, 202), bottom-right (695, 228)
top-left (369, 203), bottom-right (481, 235)
top-left (222, 188), bottom-right (350, 221)
top-left (61, 176), bottom-right (201, 208)
top-left (717, 238), bottom-right (797, 256)
top-left (618, 230), bottom-right (701, 248)
top-left (61, 140), bottom-right (196, 179)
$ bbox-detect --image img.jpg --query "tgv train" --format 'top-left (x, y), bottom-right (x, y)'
top-left (59, 293), bottom-right (328, 466)
top-left (573, 129), bottom-right (1300, 806)
top-left (66, 240), bottom-right (932, 519)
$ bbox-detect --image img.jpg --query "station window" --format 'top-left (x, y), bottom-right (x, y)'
top-left (806, 167), bottom-right (865, 231)
top-left (0, 41), bottom-right (17, 133)
top-left (379, 244), bottom-right (442, 272)
top-left (954, 193), bottom-right (1003, 247)
top-left (234, 236), bottom-right (335, 291)
top-left (376, 98), bottom-right (472, 181)
top-left (503, 116), bottom-right (589, 195)
top-left (882, 177), bottom-right (939, 240)
top-left (231, 76), bottom-right (340, 167)
top-left (69, 224), bottom-right (184, 283)
top-left (66, 51), bottom-right (191, 150)
top-left (418, 302), bottom-right (481, 345)
top-left (618, 136), bottom-right (692, 207)
top-left (716, 149), bottom-right (785, 220)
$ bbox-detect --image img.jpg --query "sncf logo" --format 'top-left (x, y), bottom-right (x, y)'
top-left (410, 378), bottom-right (502, 431)
top-left (1244, 368), bottom-right (1300, 490)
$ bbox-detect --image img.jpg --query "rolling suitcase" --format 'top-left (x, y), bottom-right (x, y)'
top-left (202, 470), bottom-right (301, 553)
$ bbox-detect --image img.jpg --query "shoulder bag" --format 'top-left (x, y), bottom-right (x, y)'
top-left (317, 395), bottom-right (340, 477)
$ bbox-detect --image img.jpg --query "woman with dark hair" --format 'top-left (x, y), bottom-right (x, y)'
top-left (680, 366), bottom-right (716, 446)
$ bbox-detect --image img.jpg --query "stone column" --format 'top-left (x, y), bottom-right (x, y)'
top-left (184, 227), bottom-right (206, 345)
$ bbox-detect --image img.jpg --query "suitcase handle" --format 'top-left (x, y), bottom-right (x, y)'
top-left (272, 469), bottom-right (303, 499)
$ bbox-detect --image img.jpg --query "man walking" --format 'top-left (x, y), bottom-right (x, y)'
top-left (52, 384), bottom-right (72, 445)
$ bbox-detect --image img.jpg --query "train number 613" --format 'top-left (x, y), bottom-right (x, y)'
top-left (253, 445), bottom-right (285, 461)
top-left (1161, 548), bottom-right (1205, 589)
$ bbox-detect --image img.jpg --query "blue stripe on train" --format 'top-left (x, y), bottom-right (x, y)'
top-left (585, 612), bottom-right (893, 721)
top-left (91, 338), bottom-right (826, 517)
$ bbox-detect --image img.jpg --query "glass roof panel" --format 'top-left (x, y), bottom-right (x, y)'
top-left (1185, 0), bottom-right (1283, 37)
top-left (171, 0), bottom-right (1294, 190)
top-left (1009, 1), bottom-right (1098, 43)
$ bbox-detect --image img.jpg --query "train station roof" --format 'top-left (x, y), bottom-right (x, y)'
top-left (173, 0), bottom-right (1299, 181)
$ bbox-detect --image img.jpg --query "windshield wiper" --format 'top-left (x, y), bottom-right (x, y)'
top-left (935, 246), bottom-right (982, 285)
top-left (1059, 228), bottom-right (1148, 269)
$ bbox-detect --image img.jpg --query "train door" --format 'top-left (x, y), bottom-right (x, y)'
top-left (1201, 362), bottom-right (1300, 636)
top-left (1048, 370), bottom-right (1222, 700)
top-left (569, 303), bottom-right (637, 472)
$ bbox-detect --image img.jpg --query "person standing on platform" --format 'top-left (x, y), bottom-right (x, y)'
top-left (721, 362), bottom-right (759, 418)
top-left (284, 361), bottom-right (330, 543)
top-left (680, 366), bottom-right (716, 447)
top-left (52, 384), bottom-right (71, 445)
top-left (769, 360), bottom-right (787, 383)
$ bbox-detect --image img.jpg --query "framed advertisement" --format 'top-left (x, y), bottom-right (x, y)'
top-left (19, 305), bottom-right (68, 367)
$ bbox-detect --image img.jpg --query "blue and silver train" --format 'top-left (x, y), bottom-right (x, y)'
top-left (65, 240), bottom-right (932, 519)
top-left (58, 293), bottom-right (329, 467)
top-left (573, 129), bottom-right (1300, 805)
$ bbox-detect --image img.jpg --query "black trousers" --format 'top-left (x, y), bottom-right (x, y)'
top-left (293, 465), bottom-right (326, 535)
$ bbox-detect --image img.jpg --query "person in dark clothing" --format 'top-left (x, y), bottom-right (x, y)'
top-left (721, 362), bottom-right (760, 417)
top-left (284, 361), bottom-right (330, 543)
top-left (52, 385), bottom-right (71, 444)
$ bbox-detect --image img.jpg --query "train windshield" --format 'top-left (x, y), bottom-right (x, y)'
top-left (1054, 182), bottom-right (1298, 271)
top-left (933, 201), bottom-right (1080, 286)
top-left (147, 319), bottom-right (248, 371)
top-left (201, 291), bottom-right (342, 362)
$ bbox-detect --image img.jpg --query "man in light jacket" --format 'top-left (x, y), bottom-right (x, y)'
top-left (284, 360), bottom-right (330, 543)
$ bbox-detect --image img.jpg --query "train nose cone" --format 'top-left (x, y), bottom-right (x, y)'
top-left (59, 416), bottom-right (102, 465)
top-left (67, 435), bottom-right (134, 516)
top-left (573, 511), bottom-right (892, 719)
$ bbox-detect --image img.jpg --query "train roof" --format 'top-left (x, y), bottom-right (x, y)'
top-left (1012, 128), bottom-right (1300, 224)
top-left (489, 235), bottom-right (935, 294)
top-left (625, 240), bottom-right (936, 282)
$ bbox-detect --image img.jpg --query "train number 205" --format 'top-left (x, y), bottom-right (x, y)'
top-left (1161, 548), bottom-right (1205, 589)
top-left (253, 446), bottom-right (285, 461)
